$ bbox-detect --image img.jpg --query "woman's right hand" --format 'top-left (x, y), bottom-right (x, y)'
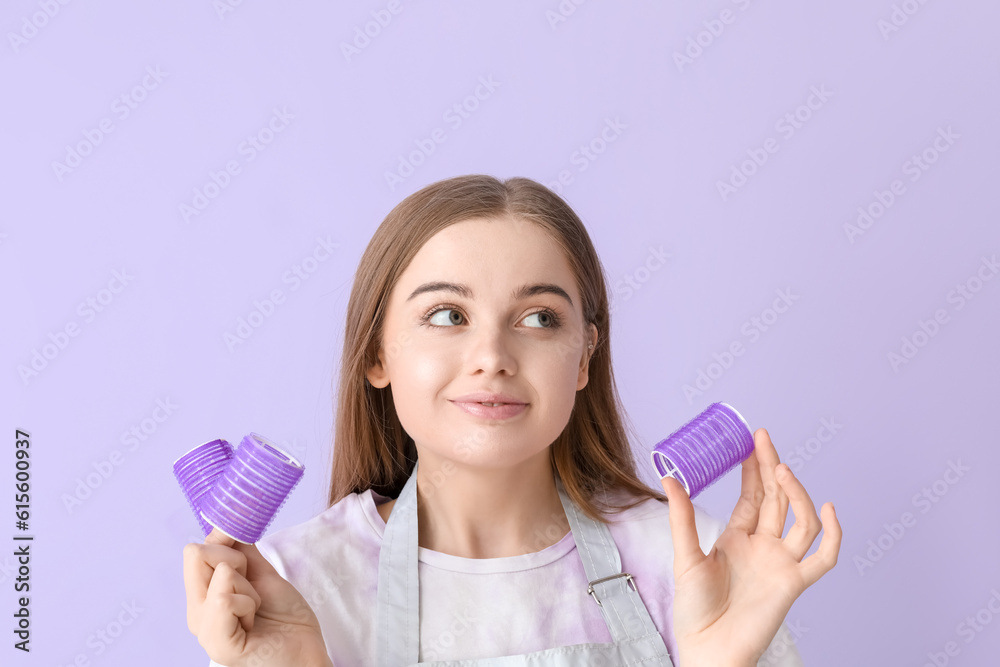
top-left (183, 528), bottom-right (333, 667)
top-left (662, 427), bottom-right (841, 666)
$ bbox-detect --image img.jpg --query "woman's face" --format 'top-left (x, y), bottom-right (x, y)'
top-left (367, 216), bottom-right (598, 470)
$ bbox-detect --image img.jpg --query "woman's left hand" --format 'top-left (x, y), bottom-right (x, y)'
top-left (660, 427), bottom-right (842, 667)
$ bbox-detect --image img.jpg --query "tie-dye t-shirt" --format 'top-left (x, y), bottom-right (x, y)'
top-left (209, 486), bottom-right (806, 666)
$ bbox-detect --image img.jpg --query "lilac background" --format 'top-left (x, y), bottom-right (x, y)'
top-left (3, 1), bottom-right (999, 665)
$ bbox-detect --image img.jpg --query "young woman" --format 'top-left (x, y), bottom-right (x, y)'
top-left (183, 174), bottom-right (841, 666)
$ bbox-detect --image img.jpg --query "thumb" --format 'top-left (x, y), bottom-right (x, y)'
top-left (204, 527), bottom-right (235, 547)
top-left (204, 528), bottom-right (276, 577)
top-left (231, 538), bottom-right (280, 579)
top-left (661, 476), bottom-right (704, 576)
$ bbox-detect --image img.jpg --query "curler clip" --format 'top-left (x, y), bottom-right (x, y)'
top-left (650, 402), bottom-right (754, 500)
top-left (174, 432), bottom-right (305, 544)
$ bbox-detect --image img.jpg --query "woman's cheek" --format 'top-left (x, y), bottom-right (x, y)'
top-left (410, 346), bottom-right (453, 383)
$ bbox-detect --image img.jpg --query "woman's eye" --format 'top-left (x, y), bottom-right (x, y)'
top-left (422, 307), bottom-right (561, 328)
top-left (428, 308), bottom-right (464, 326)
top-left (523, 310), bottom-right (559, 328)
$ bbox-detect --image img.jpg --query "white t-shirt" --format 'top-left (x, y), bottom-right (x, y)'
top-left (209, 486), bottom-right (805, 666)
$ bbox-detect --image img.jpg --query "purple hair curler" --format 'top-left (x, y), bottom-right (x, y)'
top-left (650, 402), bottom-right (755, 499)
top-left (173, 438), bottom-right (234, 536)
top-left (198, 433), bottom-right (305, 544)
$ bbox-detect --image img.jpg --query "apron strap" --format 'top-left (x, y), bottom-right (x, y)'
top-left (555, 477), bottom-right (662, 642)
top-left (375, 458), bottom-right (421, 667)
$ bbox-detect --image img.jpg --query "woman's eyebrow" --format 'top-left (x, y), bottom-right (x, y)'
top-left (406, 281), bottom-right (574, 307)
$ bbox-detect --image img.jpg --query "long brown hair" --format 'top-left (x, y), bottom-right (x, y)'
top-left (326, 174), bottom-right (668, 524)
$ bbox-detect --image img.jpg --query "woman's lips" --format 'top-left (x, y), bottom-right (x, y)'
top-left (450, 401), bottom-right (528, 420)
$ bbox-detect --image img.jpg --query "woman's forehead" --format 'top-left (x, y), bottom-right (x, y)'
top-left (396, 219), bottom-right (578, 301)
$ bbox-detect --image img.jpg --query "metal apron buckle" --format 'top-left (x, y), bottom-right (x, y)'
top-left (587, 572), bottom-right (637, 607)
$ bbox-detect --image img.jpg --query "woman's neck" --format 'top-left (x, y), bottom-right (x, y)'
top-left (379, 450), bottom-right (571, 559)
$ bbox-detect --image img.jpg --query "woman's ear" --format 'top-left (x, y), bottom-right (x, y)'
top-left (366, 350), bottom-right (390, 388)
top-left (576, 323), bottom-right (598, 390)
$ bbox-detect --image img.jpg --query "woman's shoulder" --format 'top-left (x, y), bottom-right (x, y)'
top-left (599, 485), bottom-right (728, 552)
top-left (255, 488), bottom-right (386, 576)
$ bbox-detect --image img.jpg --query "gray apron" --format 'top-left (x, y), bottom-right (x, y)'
top-left (375, 459), bottom-right (676, 666)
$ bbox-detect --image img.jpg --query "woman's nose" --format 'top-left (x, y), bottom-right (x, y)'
top-left (466, 328), bottom-right (517, 374)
